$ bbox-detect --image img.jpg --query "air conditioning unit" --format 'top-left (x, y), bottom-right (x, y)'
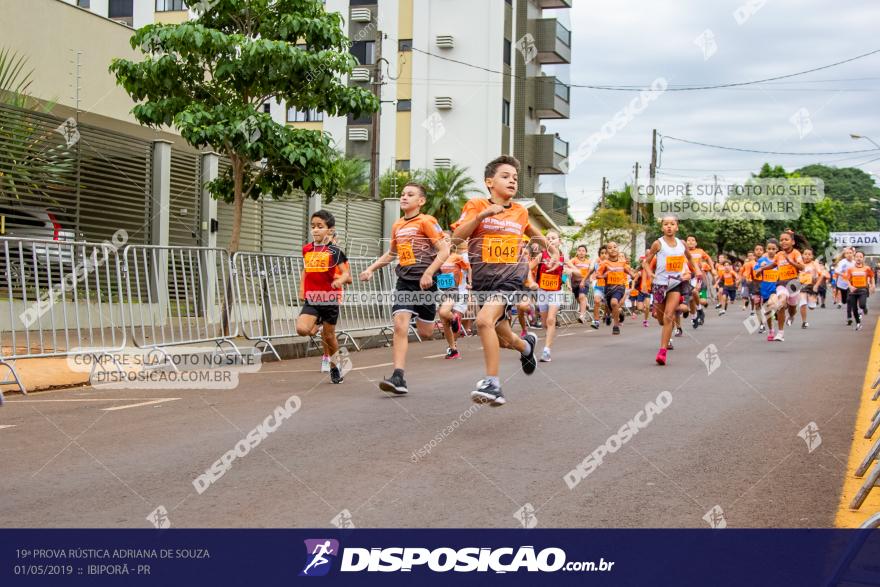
top-left (434, 97), bottom-right (453, 110)
top-left (350, 68), bottom-right (371, 82)
top-left (351, 8), bottom-right (372, 22)
top-left (435, 35), bottom-right (454, 49)
top-left (348, 128), bottom-right (369, 142)
top-left (434, 158), bottom-right (452, 169)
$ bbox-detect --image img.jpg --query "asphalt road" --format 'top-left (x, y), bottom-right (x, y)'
top-left (0, 301), bottom-right (873, 528)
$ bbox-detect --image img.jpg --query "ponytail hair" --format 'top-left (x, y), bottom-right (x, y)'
top-left (781, 228), bottom-right (810, 251)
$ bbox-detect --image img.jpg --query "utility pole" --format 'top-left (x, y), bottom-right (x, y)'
top-left (632, 162), bottom-right (640, 259)
top-left (369, 31), bottom-right (383, 200)
top-left (600, 176), bottom-right (608, 245)
top-left (649, 129), bottom-right (658, 192)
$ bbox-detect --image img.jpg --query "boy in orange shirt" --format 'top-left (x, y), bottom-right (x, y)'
top-left (845, 250), bottom-right (875, 331)
top-left (360, 183), bottom-right (450, 394)
top-left (595, 241), bottom-right (638, 335)
top-left (437, 231), bottom-right (471, 359)
top-left (452, 155), bottom-right (550, 407)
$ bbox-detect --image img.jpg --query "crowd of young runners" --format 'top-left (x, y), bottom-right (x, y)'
top-left (295, 155), bottom-right (876, 407)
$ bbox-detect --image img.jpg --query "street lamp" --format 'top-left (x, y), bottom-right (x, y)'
top-left (851, 134), bottom-right (880, 149)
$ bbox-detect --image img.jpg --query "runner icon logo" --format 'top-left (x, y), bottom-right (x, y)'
top-left (331, 509), bottom-right (356, 529)
top-left (697, 344), bottom-right (721, 375)
top-left (797, 422), bottom-right (822, 453)
top-left (703, 505), bottom-right (727, 529)
top-left (513, 503), bottom-right (538, 529)
top-left (300, 539), bottom-right (340, 577)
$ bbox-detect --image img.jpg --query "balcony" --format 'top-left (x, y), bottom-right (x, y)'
top-left (534, 18), bottom-right (571, 64)
top-left (537, 0), bottom-right (572, 8)
top-left (531, 134), bottom-right (569, 175)
top-left (534, 76), bottom-right (570, 119)
top-left (534, 193), bottom-right (570, 226)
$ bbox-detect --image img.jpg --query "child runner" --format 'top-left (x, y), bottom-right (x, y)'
top-left (452, 155), bottom-right (550, 407)
top-left (360, 183), bottom-right (450, 394)
top-left (636, 250), bottom-right (653, 327)
top-left (567, 245), bottom-right (592, 323)
top-left (437, 231), bottom-right (471, 359)
top-left (836, 248), bottom-right (855, 322)
top-left (535, 230), bottom-right (566, 361)
top-left (753, 239), bottom-right (779, 338)
top-left (590, 245), bottom-right (608, 329)
top-left (797, 248), bottom-right (825, 329)
top-left (295, 210), bottom-right (351, 384)
top-left (644, 216), bottom-right (698, 364)
top-left (685, 236), bottom-right (714, 329)
top-left (596, 242), bottom-right (638, 335)
top-left (741, 251), bottom-right (757, 314)
top-left (845, 250), bottom-right (875, 331)
top-left (718, 260), bottom-right (740, 315)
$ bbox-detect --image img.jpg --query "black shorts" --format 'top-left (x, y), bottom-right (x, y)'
top-left (604, 286), bottom-right (626, 303)
top-left (723, 287), bottom-right (737, 301)
top-left (391, 278), bottom-right (437, 323)
top-left (300, 302), bottom-right (340, 326)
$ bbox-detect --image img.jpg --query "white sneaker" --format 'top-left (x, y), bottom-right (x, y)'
top-left (321, 355), bottom-right (331, 373)
top-left (773, 332), bottom-right (785, 342)
top-left (856, 322), bottom-right (863, 331)
top-left (719, 309), bottom-right (726, 316)
top-left (540, 348), bottom-right (552, 362)
top-left (785, 318), bottom-right (792, 327)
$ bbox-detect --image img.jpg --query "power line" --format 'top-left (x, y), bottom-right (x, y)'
top-left (662, 135), bottom-right (880, 156)
top-left (406, 45), bottom-right (880, 92)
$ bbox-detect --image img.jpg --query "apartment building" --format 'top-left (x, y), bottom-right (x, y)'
top-left (61, 0), bottom-right (573, 225)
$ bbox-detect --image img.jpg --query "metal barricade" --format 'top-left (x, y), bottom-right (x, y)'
top-left (336, 258), bottom-right (396, 350)
top-left (850, 374), bottom-right (880, 509)
top-left (122, 245), bottom-right (239, 365)
top-left (0, 237), bottom-right (127, 403)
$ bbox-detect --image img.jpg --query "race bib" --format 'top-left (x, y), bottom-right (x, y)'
top-left (724, 277), bottom-right (734, 286)
top-left (482, 235), bottom-right (520, 264)
top-left (852, 274), bottom-right (868, 288)
top-left (665, 255), bottom-right (685, 273)
top-left (304, 251), bottom-right (330, 273)
top-left (778, 265), bottom-right (797, 280)
top-left (762, 269), bottom-right (779, 282)
top-left (798, 272), bottom-right (812, 285)
top-left (539, 273), bottom-right (560, 291)
top-left (397, 242), bottom-right (416, 266)
top-left (436, 272), bottom-right (455, 289)
top-left (579, 267), bottom-right (589, 279)
top-left (606, 271), bottom-right (627, 286)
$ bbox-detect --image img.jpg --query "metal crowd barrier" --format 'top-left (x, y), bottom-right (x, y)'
top-left (849, 371), bottom-right (880, 510)
top-left (122, 245), bottom-right (239, 366)
top-left (336, 258), bottom-right (397, 350)
top-left (0, 237), bottom-right (127, 403)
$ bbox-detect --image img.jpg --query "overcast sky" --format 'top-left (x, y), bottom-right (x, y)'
top-left (541, 0), bottom-right (880, 220)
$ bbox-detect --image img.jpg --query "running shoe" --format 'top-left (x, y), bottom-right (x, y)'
top-left (577, 314), bottom-right (585, 324)
top-left (520, 333), bottom-right (538, 375)
top-left (750, 311), bottom-right (755, 316)
top-left (785, 318), bottom-right (792, 327)
top-left (847, 319), bottom-right (853, 326)
top-left (379, 372), bottom-right (408, 395)
top-left (604, 314), bottom-right (612, 326)
top-left (719, 309), bottom-right (726, 316)
top-left (821, 303), bottom-right (826, 308)
top-left (683, 311), bottom-right (690, 319)
top-left (864, 308), bottom-right (869, 315)
top-left (471, 379), bottom-right (506, 406)
top-left (612, 325), bottom-right (620, 335)
top-left (445, 347), bottom-right (461, 360)
top-left (591, 320), bottom-right (600, 330)
top-left (801, 322), bottom-right (809, 329)
top-left (643, 320), bottom-right (649, 327)
top-left (856, 322), bottom-right (864, 331)
top-left (330, 366), bottom-right (344, 384)
top-left (656, 348), bottom-right (667, 365)
top-left (675, 327), bottom-right (683, 337)
top-left (667, 340), bottom-right (674, 350)
top-left (767, 329), bottom-right (775, 341)
top-left (692, 317), bottom-right (700, 330)
top-left (773, 332), bottom-right (785, 342)
top-left (540, 348), bottom-right (552, 362)
top-left (520, 329), bottom-right (528, 338)
top-left (321, 354), bottom-right (331, 373)
top-left (758, 324), bottom-right (766, 334)
top-left (837, 303), bottom-right (843, 309)
top-left (714, 303), bottom-right (722, 309)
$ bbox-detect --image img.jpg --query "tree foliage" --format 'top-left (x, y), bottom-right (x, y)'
top-left (109, 0), bottom-right (379, 251)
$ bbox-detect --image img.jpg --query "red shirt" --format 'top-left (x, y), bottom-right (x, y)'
top-left (301, 242), bottom-right (348, 303)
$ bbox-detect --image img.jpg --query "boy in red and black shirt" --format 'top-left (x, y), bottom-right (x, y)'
top-left (295, 210), bottom-right (350, 384)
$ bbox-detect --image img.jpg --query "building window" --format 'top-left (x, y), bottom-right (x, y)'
top-left (262, 102), bottom-right (271, 114)
top-left (396, 100), bottom-right (411, 112)
top-left (108, 0), bottom-right (133, 18)
top-left (396, 160), bottom-right (411, 171)
top-left (503, 39), bottom-right (511, 66)
top-left (348, 113), bottom-right (372, 125)
top-left (351, 41), bottom-right (376, 65)
top-left (502, 99), bottom-right (510, 126)
top-left (528, 106), bottom-right (534, 119)
top-left (156, 0), bottom-right (186, 10)
top-left (528, 165), bottom-right (533, 177)
top-left (287, 108), bottom-right (324, 122)
top-left (399, 39), bottom-right (413, 52)
top-left (77, 0), bottom-right (90, 7)
top-left (349, 0), bottom-right (376, 4)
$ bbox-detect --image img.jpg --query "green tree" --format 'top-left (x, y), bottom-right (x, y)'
top-left (424, 165), bottom-right (477, 228)
top-left (335, 155), bottom-right (369, 198)
top-left (110, 0), bottom-right (378, 252)
top-left (378, 168), bottom-right (428, 200)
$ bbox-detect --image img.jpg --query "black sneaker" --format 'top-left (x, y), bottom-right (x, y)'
top-left (847, 319), bottom-right (853, 326)
top-left (675, 327), bottom-right (683, 337)
top-left (683, 311), bottom-right (690, 319)
top-left (801, 322), bottom-right (809, 329)
top-left (604, 314), bottom-right (612, 326)
top-left (821, 303), bottom-right (826, 308)
top-left (445, 347), bottom-right (461, 360)
top-left (330, 366), bottom-right (343, 384)
top-left (590, 320), bottom-right (600, 330)
top-left (692, 317), bottom-right (699, 329)
top-left (520, 333), bottom-right (537, 375)
top-left (612, 325), bottom-right (620, 335)
top-left (379, 372), bottom-right (408, 395)
top-left (471, 379), bottom-right (506, 407)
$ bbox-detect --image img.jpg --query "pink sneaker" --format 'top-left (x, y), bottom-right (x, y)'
top-left (766, 329), bottom-right (775, 342)
top-left (643, 320), bottom-right (649, 327)
top-left (655, 348), bottom-right (667, 365)
top-left (520, 329), bottom-right (527, 339)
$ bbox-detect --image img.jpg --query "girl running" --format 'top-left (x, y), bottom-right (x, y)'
top-left (567, 245), bottom-right (592, 323)
top-left (596, 242), bottom-right (638, 335)
top-left (534, 230), bottom-right (566, 361)
top-left (644, 215), bottom-right (699, 365)
top-left (845, 250), bottom-right (875, 330)
top-left (718, 260), bottom-right (740, 315)
top-left (590, 245), bottom-right (608, 329)
top-left (797, 248), bottom-right (825, 329)
top-left (437, 231), bottom-right (471, 359)
top-left (755, 230), bottom-right (806, 342)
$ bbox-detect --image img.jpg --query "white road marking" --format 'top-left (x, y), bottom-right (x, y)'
top-left (350, 362), bottom-right (394, 371)
top-left (423, 353), bottom-right (447, 359)
top-left (0, 425), bottom-right (16, 430)
top-left (101, 398), bottom-right (180, 411)
top-left (5, 398), bottom-right (173, 403)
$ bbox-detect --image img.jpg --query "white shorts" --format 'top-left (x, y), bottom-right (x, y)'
top-left (775, 285), bottom-right (801, 306)
top-left (537, 290), bottom-right (566, 312)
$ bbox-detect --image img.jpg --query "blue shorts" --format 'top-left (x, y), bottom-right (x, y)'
top-left (636, 292), bottom-right (649, 303)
